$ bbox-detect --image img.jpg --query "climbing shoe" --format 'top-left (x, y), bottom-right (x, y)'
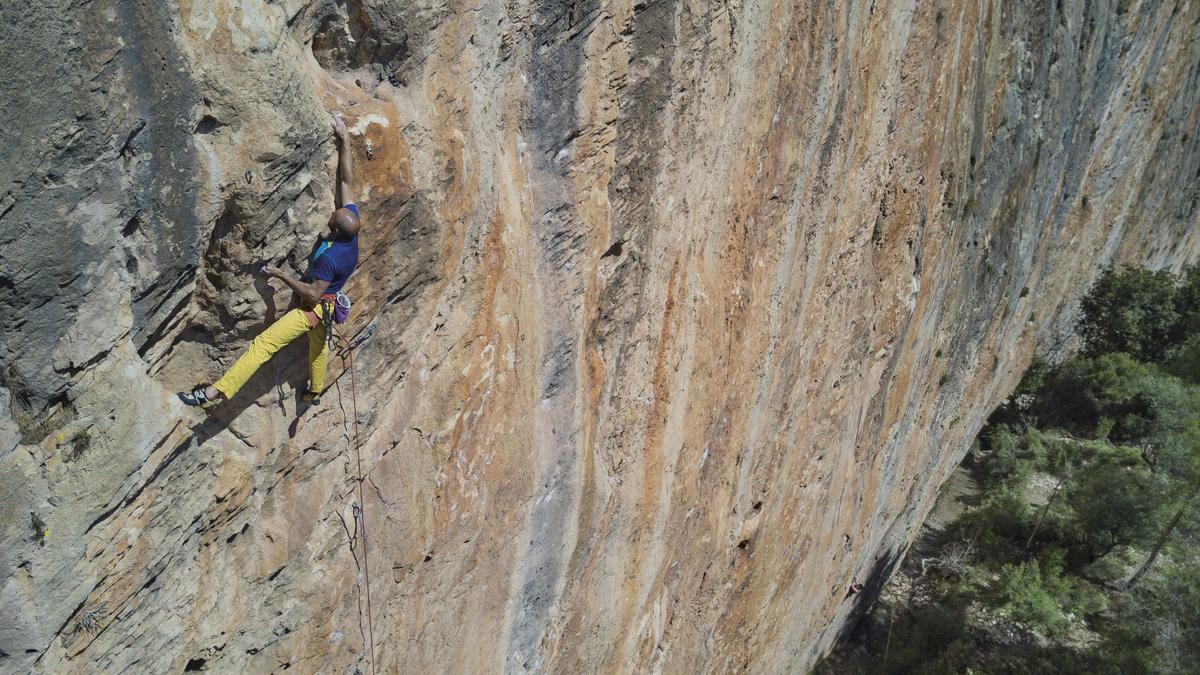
top-left (302, 389), bottom-right (322, 406)
top-left (179, 387), bottom-right (220, 409)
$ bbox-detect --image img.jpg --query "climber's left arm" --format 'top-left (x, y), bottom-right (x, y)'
top-left (262, 265), bottom-right (329, 306)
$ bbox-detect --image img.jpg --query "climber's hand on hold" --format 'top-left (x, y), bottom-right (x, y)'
top-left (332, 113), bottom-right (356, 206)
top-left (261, 264), bottom-right (283, 279)
top-left (332, 115), bottom-right (349, 142)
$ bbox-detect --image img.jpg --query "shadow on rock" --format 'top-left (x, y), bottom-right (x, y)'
top-left (189, 339), bottom-right (312, 448)
top-left (835, 545), bottom-right (906, 644)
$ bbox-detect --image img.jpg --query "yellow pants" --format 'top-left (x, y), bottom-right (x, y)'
top-left (213, 305), bottom-right (330, 399)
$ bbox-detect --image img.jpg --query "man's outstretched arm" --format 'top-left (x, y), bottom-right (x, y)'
top-left (262, 265), bottom-right (330, 306)
top-left (332, 116), bottom-right (357, 207)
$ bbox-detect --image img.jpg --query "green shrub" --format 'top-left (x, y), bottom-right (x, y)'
top-left (1023, 427), bottom-right (1050, 468)
top-left (1037, 548), bottom-right (1108, 618)
top-left (957, 482), bottom-right (1032, 562)
top-left (1163, 335), bottom-right (1200, 383)
top-left (995, 561), bottom-right (1070, 634)
top-left (991, 552), bottom-right (1104, 636)
top-left (1038, 435), bottom-right (1080, 475)
top-left (983, 424), bottom-right (1024, 484)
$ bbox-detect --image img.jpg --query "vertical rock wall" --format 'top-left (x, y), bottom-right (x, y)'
top-left (1, 0), bottom-right (1197, 672)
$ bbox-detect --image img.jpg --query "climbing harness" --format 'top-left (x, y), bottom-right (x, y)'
top-left (320, 292), bottom-right (352, 352)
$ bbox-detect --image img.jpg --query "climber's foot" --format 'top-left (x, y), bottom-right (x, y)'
top-left (179, 386), bottom-right (221, 409)
top-left (302, 389), bottom-right (322, 406)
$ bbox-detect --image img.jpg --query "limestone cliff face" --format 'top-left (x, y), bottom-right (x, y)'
top-left (1, 0), bottom-right (1197, 672)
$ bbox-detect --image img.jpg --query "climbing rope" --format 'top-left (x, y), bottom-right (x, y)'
top-left (334, 325), bottom-right (377, 675)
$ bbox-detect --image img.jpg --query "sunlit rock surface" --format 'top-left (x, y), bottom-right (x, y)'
top-left (1, 0), bottom-right (1197, 671)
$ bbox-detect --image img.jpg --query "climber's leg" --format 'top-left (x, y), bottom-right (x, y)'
top-left (307, 312), bottom-right (331, 397)
top-left (211, 308), bottom-right (314, 400)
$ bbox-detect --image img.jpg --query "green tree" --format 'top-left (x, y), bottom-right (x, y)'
top-left (1065, 447), bottom-right (1169, 568)
top-left (1033, 354), bottom-right (1158, 437)
top-left (1106, 559), bottom-right (1200, 672)
top-left (1124, 415), bottom-right (1200, 590)
top-left (1173, 265), bottom-right (1200, 339)
top-left (1078, 267), bottom-right (1180, 362)
top-left (1032, 353), bottom-right (1194, 444)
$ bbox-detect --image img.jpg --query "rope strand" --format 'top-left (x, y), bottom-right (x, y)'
top-left (338, 326), bottom-right (377, 675)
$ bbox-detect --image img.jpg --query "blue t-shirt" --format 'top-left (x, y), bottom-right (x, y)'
top-left (310, 204), bottom-right (360, 294)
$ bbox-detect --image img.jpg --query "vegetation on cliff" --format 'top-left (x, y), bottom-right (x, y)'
top-left (819, 266), bottom-right (1200, 674)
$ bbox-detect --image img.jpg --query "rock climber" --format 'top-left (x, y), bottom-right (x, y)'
top-left (179, 115), bottom-right (361, 409)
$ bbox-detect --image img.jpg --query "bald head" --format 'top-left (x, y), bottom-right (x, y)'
top-left (329, 207), bottom-right (361, 239)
